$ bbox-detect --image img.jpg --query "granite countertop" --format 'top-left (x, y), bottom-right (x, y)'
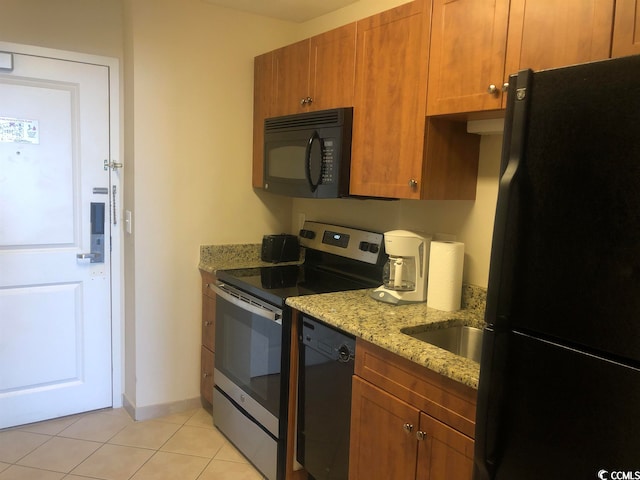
top-left (200, 243), bottom-right (485, 389)
top-left (286, 290), bottom-right (484, 389)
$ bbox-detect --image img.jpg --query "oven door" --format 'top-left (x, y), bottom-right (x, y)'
top-left (213, 282), bottom-right (284, 438)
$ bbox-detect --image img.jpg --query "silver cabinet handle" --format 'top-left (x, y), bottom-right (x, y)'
top-left (408, 179), bottom-right (418, 189)
top-left (77, 253), bottom-right (98, 260)
top-left (416, 431), bottom-right (427, 440)
top-left (403, 423), bottom-right (414, 434)
top-left (502, 82), bottom-right (509, 92)
top-left (487, 84), bottom-right (499, 95)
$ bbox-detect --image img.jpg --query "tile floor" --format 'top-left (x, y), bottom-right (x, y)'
top-left (0, 407), bottom-right (265, 479)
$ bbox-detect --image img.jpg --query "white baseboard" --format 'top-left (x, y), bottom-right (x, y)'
top-left (122, 394), bottom-right (202, 422)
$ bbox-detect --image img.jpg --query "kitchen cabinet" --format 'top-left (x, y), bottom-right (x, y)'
top-left (426, 0), bottom-right (615, 116)
top-left (200, 271), bottom-right (216, 406)
top-left (252, 52), bottom-right (273, 188)
top-left (349, 0), bottom-right (480, 200)
top-left (349, 339), bottom-right (476, 480)
top-left (252, 23), bottom-right (356, 188)
top-left (612, 0), bottom-right (640, 57)
top-left (272, 23), bottom-right (356, 117)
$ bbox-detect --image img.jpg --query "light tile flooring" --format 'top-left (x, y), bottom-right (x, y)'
top-left (0, 407), bottom-right (265, 480)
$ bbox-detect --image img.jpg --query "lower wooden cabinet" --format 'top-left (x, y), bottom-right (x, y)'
top-left (612, 0), bottom-right (640, 57)
top-left (349, 339), bottom-right (476, 480)
top-left (200, 271), bottom-right (216, 406)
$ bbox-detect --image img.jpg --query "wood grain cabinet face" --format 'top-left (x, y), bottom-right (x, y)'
top-left (200, 272), bottom-right (216, 406)
top-left (612, 0), bottom-right (640, 57)
top-left (426, 0), bottom-right (510, 116)
top-left (272, 23), bottom-right (356, 118)
top-left (350, 0), bottom-right (431, 199)
top-left (349, 340), bottom-right (477, 480)
top-left (427, 0), bottom-right (615, 116)
top-left (252, 52), bottom-right (273, 188)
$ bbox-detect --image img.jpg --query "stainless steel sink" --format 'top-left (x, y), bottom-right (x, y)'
top-left (401, 325), bottom-right (484, 363)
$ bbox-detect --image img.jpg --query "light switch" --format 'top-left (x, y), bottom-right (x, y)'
top-left (125, 210), bottom-right (133, 234)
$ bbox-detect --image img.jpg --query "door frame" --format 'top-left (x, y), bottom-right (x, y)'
top-left (0, 41), bottom-right (123, 410)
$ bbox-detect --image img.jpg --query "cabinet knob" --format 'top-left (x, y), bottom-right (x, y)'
top-left (416, 431), bottom-right (427, 441)
top-left (487, 84), bottom-right (499, 95)
top-left (408, 179), bottom-right (418, 189)
top-left (202, 372), bottom-right (211, 378)
top-left (502, 82), bottom-right (509, 92)
top-left (403, 423), bottom-right (414, 434)
top-left (203, 321), bottom-right (213, 326)
top-left (300, 97), bottom-right (314, 106)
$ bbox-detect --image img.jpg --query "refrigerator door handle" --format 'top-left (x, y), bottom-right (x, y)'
top-left (474, 327), bottom-right (508, 480)
top-left (484, 69), bottom-right (533, 328)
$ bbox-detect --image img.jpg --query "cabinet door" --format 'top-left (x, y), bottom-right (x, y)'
top-left (253, 52), bottom-right (273, 188)
top-left (349, 376), bottom-right (420, 480)
top-left (309, 23), bottom-right (356, 111)
top-left (416, 413), bottom-right (474, 480)
top-left (350, 0), bottom-right (430, 199)
top-left (200, 345), bottom-right (214, 405)
top-left (273, 39), bottom-right (310, 117)
top-left (426, 0), bottom-right (509, 116)
top-left (202, 293), bottom-right (215, 351)
top-left (612, 0), bottom-right (640, 57)
top-left (504, 0), bottom-right (614, 98)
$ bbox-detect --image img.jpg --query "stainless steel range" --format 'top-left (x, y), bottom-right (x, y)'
top-left (211, 221), bottom-right (385, 480)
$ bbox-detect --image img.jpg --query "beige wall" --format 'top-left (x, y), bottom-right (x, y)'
top-left (123, 0), bottom-right (298, 410)
top-left (0, 0), bottom-right (123, 58)
top-left (291, 136), bottom-right (502, 287)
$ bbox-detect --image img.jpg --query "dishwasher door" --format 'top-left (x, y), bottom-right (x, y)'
top-left (297, 316), bottom-right (355, 480)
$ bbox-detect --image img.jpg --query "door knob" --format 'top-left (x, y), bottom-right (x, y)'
top-left (77, 253), bottom-right (98, 260)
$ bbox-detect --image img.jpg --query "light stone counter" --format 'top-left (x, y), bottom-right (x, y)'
top-left (286, 289), bottom-right (485, 389)
top-left (199, 243), bottom-right (485, 389)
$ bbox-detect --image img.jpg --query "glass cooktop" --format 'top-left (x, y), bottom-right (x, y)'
top-left (216, 263), bottom-right (381, 307)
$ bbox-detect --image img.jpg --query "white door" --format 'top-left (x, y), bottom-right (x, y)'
top-left (0, 52), bottom-right (113, 429)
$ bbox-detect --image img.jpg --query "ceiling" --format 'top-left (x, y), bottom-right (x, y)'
top-left (202, 0), bottom-right (359, 22)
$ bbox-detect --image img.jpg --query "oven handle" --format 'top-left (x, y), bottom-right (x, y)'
top-left (211, 282), bottom-right (283, 325)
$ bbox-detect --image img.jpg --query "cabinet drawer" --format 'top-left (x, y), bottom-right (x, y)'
top-left (201, 345), bottom-right (214, 405)
top-left (355, 339), bottom-right (477, 438)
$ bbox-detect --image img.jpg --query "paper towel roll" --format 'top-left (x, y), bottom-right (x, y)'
top-left (427, 241), bottom-right (464, 311)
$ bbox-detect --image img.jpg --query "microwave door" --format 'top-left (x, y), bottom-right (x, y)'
top-left (306, 130), bottom-right (323, 192)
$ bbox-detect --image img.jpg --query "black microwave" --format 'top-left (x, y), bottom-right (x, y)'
top-left (263, 107), bottom-right (353, 198)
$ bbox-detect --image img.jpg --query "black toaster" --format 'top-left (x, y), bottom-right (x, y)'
top-left (261, 234), bottom-right (300, 263)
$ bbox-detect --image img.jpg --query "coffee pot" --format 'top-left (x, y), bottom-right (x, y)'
top-left (370, 230), bottom-right (431, 305)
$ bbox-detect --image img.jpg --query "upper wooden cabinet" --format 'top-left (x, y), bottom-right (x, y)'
top-left (426, 0), bottom-right (510, 116)
top-left (272, 23), bottom-right (356, 117)
top-left (252, 52), bottom-right (273, 188)
top-left (612, 0), bottom-right (640, 57)
top-left (350, 0), bottom-right (430, 199)
top-left (427, 0), bottom-right (615, 116)
top-left (350, 0), bottom-right (480, 200)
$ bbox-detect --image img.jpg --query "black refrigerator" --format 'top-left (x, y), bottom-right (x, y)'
top-left (474, 54), bottom-right (640, 480)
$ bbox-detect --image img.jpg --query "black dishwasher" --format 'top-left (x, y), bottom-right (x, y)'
top-left (297, 316), bottom-right (355, 480)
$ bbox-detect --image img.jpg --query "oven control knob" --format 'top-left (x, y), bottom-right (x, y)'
top-left (368, 244), bottom-right (379, 254)
top-left (299, 229), bottom-right (316, 239)
top-left (337, 345), bottom-right (352, 363)
top-left (359, 241), bottom-right (370, 251)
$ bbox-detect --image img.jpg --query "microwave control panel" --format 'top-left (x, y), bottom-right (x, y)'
top-left (321, 139), bottom-right (335, 184)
